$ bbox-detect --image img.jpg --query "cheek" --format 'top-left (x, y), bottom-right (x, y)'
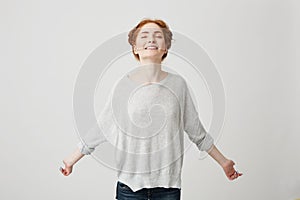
top-left (135, 40), bottom-right (145, 49)
top-left (135, 42), bottom-right (144, 50)
top-left (159, 39), bottom-right (167, 47)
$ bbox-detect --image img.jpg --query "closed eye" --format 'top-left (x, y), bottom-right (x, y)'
top-left (140, 35), bottom-right (162, 39)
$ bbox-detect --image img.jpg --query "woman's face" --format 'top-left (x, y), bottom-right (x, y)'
top-left (134, 23), bottom-right (167, 62)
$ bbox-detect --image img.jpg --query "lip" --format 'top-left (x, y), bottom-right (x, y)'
top-left (144, 45), bottom-right (159, 50)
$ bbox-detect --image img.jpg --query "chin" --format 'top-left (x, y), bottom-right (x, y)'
top-left (142, 53), bottom-right (163, 58)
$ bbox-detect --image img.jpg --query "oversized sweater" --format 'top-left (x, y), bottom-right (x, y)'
top-left (77, 72), bottom-right (214, 192)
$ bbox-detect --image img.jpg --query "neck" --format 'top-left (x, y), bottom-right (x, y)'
top-left (134, 60), bottom-right (165, 82)
top-left (137, 63), bottom-right (161, 76)
top-left (139, 56), bottom-right (162, 65)
top-left (138, 57), bottom-right (163, 75)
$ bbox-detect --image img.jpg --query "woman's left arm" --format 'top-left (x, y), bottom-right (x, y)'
top-left (207, 144), bottom-right (243, 180)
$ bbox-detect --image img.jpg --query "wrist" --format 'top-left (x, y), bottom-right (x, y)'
top-left (63, 159), bottom-right (74, 167)
top-left (220, 158), bottom-right (229, 168)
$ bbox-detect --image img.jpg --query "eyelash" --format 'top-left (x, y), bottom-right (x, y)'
top-left (141, 36), bottom-right (163, 38)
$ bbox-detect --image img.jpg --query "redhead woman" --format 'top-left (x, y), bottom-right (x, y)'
top-left (60, 18), bottom-right (242, 200)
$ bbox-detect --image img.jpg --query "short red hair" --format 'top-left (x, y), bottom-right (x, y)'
top-left (128, 18), bottom-right (173, 61)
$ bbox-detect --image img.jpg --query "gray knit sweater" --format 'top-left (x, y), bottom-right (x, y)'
top-left (77, 72), bottom-right (214, 192)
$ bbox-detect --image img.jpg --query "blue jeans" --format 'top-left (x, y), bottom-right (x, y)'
top-left (115, 181), bottom-right (181, 200)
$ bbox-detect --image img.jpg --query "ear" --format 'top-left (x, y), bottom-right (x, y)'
top-left (133, 45), bottom-right (138, 54)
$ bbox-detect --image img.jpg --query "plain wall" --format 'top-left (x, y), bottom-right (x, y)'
top-left (1, 0), bottom-right (299, 199)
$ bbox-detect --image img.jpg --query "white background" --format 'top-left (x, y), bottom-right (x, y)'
top-left (1, 0), bottom-right (299, 199)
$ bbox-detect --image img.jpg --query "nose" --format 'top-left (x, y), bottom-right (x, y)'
top-left (148, 35), bottom-right (156, 43)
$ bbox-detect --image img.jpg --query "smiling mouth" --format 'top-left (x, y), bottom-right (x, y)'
top-left (145, 46), bottom-right (159, 50)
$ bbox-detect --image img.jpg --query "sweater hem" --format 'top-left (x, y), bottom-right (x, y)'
top-left (117, 173), bottom-right (182, 192)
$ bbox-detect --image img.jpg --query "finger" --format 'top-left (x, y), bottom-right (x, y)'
top-left (235, 173), bottom-right (239, 178)
top-left (231, 171), bottom-right (238, 180)
top-left (230, 172), bottom-right (236, 178)
top-left (234, 172), bottom-right (242, 179)
top-left (229, 170), bottom-right (236, 177)
top-left (235, 170), bottom-right (242, 176)
top-left (62, 169), bottom-right (68, 175)
top-left (233, 172), bottom-right (238, 178)
top-left (231, 175), bottom-right (237, 180)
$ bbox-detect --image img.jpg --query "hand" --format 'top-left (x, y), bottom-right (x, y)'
top-left (60, 160), bottom-right (73, 176)
top-left (221, 159), bottom-right (243, 181)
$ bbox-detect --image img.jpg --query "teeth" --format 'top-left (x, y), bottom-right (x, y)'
top-left (146, 47), bottom-right (158, 50)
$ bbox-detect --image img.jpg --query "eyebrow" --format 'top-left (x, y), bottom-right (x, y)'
top-left (140, 31), bottom-right (163, 34)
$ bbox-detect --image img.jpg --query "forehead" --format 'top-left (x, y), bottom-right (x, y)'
top-left (138, 23), bottom-right (163, 33)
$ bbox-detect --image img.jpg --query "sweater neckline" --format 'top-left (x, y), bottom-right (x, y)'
top-left (125, 72), bottom-right (170, 86)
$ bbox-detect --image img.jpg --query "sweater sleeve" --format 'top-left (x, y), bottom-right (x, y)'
top-left (77, 91), bottom-right (113, 155)
top-left (182, 79), bottom-right (214, 152)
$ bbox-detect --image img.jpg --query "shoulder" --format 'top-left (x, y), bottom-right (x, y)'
top-left (168, 72), bottom-right (188, 88)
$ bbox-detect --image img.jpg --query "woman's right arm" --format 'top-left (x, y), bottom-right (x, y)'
top-left (60, 147), bottom-right (85, 176)
top-left (60, 101), bottom-right (112, 176)
top-left (60, 87), bottom-right (115, 176)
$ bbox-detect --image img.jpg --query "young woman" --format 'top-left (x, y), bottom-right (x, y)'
top-left (60, 18), bottom-right (243, 200)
